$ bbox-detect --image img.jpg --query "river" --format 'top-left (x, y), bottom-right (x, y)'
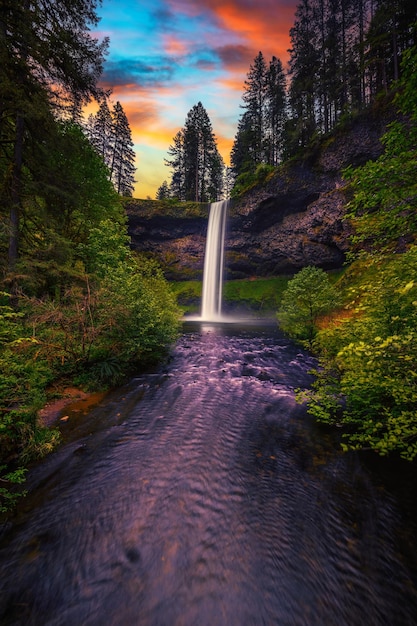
top-left (0, 321), bottom-right (416, 625)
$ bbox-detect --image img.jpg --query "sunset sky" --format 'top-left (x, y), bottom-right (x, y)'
top-left (93, 0), bottom-right (299, 198)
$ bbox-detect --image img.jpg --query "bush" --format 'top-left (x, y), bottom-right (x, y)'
top-left (305, 248), bottom-right (417, 460)
top-left (0, 220), bottom-right (180, 512)
top-left (231, 163), bottom-right (276, 197)
top-left (277, 266), bottom-right (339, 347)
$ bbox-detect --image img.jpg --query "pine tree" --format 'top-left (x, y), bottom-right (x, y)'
top-left (230, 111), bottom-right (257, 175)
top-left (265, 56), bottom-right (287, 165)
top-left (231, 52), bottom-right (287, 176)
top-left (0, 0), bottom-right (108, 271)
top-left (156, 181), bottom-right (170, 200)
top-left (241, 52), bottom-right (268, 164)
top-left (87, 96), bottom-right (113, 162)
top-left (287, 0), bottom-right (320, 151)
top-left (84, 98), bottom-right (136, 196)
top-left (165, 130), bottom-right (185, 199)
top-left (109, 101), bottom-right (136, 196)
top-left (166, 103), bottom-right (223, 202)
top-left (365, 0), bottom-right (417, 98)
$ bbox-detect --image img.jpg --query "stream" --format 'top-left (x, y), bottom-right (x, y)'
top-left (1, 321), bottom-right (417, 625)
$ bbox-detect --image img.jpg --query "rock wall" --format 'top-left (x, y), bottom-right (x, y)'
top-left (126, 113), bottom-right (388, 280)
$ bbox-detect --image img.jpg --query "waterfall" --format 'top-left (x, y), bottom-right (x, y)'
top-left (200, 199), bottom-right (229, 321)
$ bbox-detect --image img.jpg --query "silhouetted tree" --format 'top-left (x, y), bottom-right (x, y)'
top-left (231, 52), bottom-right (287, 176)
top-left (109, 101), bottom-right (136, 196)
top-left (156, 180), bottom-right (170, 200)
top-left (166, 103), bottom-right (223, 202)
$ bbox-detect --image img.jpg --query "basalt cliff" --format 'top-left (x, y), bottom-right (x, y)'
top-left (126, 112), bottom-right (388, 280)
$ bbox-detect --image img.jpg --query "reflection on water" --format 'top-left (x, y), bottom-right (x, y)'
top-left (0, 322), bottom-right (416, 625)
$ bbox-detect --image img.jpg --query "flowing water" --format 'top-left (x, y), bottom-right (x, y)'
top-left (0, 321), bottom-right (417, 625)
top-left (200, 200), bottom-right (228, 321)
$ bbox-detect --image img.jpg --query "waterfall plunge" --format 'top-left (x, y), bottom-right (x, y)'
top-left (200, 199), bottom-right (229, 321)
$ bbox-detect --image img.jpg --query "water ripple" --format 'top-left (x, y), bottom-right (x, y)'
top-left (0, 324), bottom-right (416, 625)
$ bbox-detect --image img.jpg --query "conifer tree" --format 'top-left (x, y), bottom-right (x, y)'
top-left (241, 52), bottom-right (268, 164)
top-left (109, 101), bottom-right (136, 196)
top-left (231, 52), bottom-right (287, 176)
top-left (166, 103), bottom-right (223, 202)
top-left (85, 98), bottom-right (136, 196)
top-left (230, 111), bottom-right (257, 175)
top-left (165, 130), bottom-right (185, 200)
top-left (156, 181), bottom-right (170, 200)
top-left (0, 0), bottom-right (108, 271)
top-left (265, 56), bottom-right (287, 165)
top-left (287, 0), bottom-right (319, 151)
top-left (88, 96), bottom-right (113, 162)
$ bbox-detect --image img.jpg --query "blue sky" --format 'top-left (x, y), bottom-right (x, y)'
top-left (91, 0), bottom-right (298, 197)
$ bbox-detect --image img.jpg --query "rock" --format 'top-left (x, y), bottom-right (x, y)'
top-left (126, 113), bottom-right (388, 279)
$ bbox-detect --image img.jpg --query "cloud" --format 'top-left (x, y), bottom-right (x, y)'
top-left (93, 0), bottom-right (299, 197)
top-left (216, 44), bottom-right (253, 70)
top-left (161, 34), bottom-right (190, 57)
top-left (166, 0), bottom-right (297, 64)
top-left (100, 57), bottom-right (177, 89)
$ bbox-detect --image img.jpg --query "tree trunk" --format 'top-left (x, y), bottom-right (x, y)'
top-left (8, 114), bottom-right (24, 272)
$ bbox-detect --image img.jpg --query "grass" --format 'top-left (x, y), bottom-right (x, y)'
top-left (223, 276), bottom-right (290, 310)
top-left (122, 197), bottom-right (209, 219)
top-left (171, 276), bottom-right (293, 314)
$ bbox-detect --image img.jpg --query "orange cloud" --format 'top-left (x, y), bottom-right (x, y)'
top-left (167, 0), bottom-right (296, 65)
top-left (214, 2), bottom-right (295, 64)
top-left (162, 34), bottom-right (190, 56)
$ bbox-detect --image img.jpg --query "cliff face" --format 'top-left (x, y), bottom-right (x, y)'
top-left (127, 114), bottom-right (387, 280)
top-left (126, 205), bottom-right (209, 281)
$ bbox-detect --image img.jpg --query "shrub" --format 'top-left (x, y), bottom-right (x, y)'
top-left (277, 266), bottom-right (339, 347)
top-left (305, 248), bottom-right (417, 460)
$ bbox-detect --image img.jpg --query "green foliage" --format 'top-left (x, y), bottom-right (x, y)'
top-left (27, 223), bottom-right (180, 384)
top-left (9, 122), bottom-right (124, 298)
top-left (0, 302), bottom-right (62, 512)
top-left (0, 1), bottom-right (180, 514)
top-left (277, 266), bottom-right (339, 347)
top-left (1, 216), bottom-right (180, 512)
top-left (305, 248), bottom-right (417, 460)
top-left (0, 467), bottom-right (28, 513)
top-left (170, 281), bottom-right (202, 314)
top-left (224, 276), bottom-right (290, 310)
top-left (343, 44), bottom-right (417, 253)
top-left (171, 277), bottom-right (291, 315)
top-left (231, 163), bottom-right (276, 197)
top-left (123, 198), bottom-right (208, 219)
top-left (299, 47), bottom-right (417, 461)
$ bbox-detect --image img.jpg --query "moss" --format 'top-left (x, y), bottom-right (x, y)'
top-left (171, 276), bottom-right (292, 313)
top-left (123, 197), bottom-right (209, 219)
top-left (224, 276), bottom-right (291, 310)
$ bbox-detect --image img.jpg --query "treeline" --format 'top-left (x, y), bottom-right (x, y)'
top-left (1, 1), bottom-right (137, 276)
top-left (0, 1), bottom-right (178, 511)
top-left (161, 0), bottom-right (416, 200)
top-left (232, 0), bottom-right (417, 179)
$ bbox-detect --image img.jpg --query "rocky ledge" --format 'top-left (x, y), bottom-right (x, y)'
top-left (126, 113), bottom-right (388, 280)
